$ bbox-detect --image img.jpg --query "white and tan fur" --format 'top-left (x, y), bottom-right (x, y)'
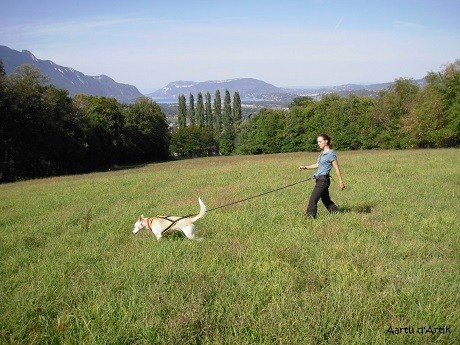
top-left (132, 198), bottom-right (206, 241)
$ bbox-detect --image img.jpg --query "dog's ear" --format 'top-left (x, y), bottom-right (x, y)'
top-left (139, 214), bottom-right (143, 220)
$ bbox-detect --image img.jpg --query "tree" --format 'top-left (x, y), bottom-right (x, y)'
top-left (73, 95), bottom-right (125, 169)
top-left (401, 60), bottom-right (460, 147)
top-left (0, 59), bottom-right (9, 181)
top-left (0, 59), bottom-right (5, 77)
top-left (289, 96), bottom-right (315, 108)
top-left (41, 86), bottom-right (87, 172)
top-left (282, 100), bottom-right (317, 152)
top-left (2, 65), bottom-right (87, 180)
top-left (340, 95), bottom-right (376, 150)
top-left (234, 109), bottom-right (286, 154)
top-left (196, 92), bottom-right (204, 127)
top-left (170, 126), bottom-right (218, 158)
top-left (7, 65), bottom-right (56, 177)
top-left (214, 89), bottom-right (222, 132)
top-left (369, 78), bottom-right (420, 148)
top-left (205, 91), bottom-right (213, 128)
top-left (233, 91), bottom-right (242, 123)
top-left (435, 59), bottom-right (460, 146)
top-left (123, 97), bottom-right (170, 162)
top-left (188, 93), bottom-right (195, 126)
top-left (178, 94), bottom-right (187, 128)
top-left (223, 89), bottom-right (232, 131)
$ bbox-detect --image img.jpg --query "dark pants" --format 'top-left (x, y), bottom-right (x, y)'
top-left (306, 177), bottom-right (339, 218)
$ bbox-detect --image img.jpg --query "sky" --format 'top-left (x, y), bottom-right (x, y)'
top-left (1, 0), bottom-right (459, 93)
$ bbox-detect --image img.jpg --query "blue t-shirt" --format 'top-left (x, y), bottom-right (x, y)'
top-left (316, 150), bottom-right (336, 176)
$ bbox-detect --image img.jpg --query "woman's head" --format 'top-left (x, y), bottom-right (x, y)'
top-left (317, 133), bottom-right (333, 149)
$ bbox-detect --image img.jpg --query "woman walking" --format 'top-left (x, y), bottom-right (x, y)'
top-left (299, 134), bottom-right (345, 218)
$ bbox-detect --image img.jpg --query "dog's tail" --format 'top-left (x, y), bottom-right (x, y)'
top-left (190, 197), bottom-right (207, 222)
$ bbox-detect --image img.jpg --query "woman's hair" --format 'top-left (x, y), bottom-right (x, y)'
top-left (318, 133), bottom-right (333, 148)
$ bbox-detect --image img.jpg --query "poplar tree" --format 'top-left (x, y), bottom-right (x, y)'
top-left (205, 91), bottom-right (213, 128)
top-left (214, 90), bottom-right (222, 132)
top-left (196, 92), bottom-right (204, 127)
top-left (223, 89), bottom-right (232, 131)
top-left (178, 94), bottom-right (187, 128)
top-left (0, 59), bottom-right (5, 77)
top-left (188, 93), bottom-right (195, 126)
top-left (233, 91), bottom-right (242, 123)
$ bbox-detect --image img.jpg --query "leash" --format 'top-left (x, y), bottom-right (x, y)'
top-left (156, 176), bottom-right (314, 222)
top-left (206, 176), bottom-right (314, 213)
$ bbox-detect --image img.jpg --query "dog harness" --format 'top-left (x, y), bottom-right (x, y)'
top-left (154, 216), bottom-right (188, 233)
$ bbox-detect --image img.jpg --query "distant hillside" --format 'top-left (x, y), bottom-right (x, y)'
top-left (1, 45), bottom-right (426, 105)
top-left (0, 45), bottom-right (143, 103)
top-left (148, 77), bottom-right (426, 105)
top-left (291, 80), bottom-right (426, 98)
top-left (148, 78), bottom-right (297, 102)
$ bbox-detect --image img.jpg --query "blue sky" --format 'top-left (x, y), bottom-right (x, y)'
top-left (1, 0), bottom-right (459, 92)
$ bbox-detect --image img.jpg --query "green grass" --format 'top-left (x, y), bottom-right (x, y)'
top-left (1, 149), bottom-right (459, 344)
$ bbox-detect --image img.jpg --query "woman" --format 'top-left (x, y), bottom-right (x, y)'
top-left (299, 134), bottom-right (345, 218)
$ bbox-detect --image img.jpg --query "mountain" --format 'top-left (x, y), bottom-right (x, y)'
top-left (290, 79), bottom-right (426, 98)
top-left (148, 77), bottom-right (425, 105)
top-left (148, 78), bottom-right (296, 102)
top-left (0, 45), bottom-right (143, 103)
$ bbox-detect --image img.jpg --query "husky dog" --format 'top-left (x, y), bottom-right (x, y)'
top-left (132, 198), bottom-right (206, 241)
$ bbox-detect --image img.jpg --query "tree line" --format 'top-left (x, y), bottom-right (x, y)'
top-left (170, 59), bottom-right (459, 156)
top-left (1, 58), bottom-right (459, 182)
top-left (0, 62), bottom-right (170, 182)
top-left (236, 60), bottom-right (459, 153)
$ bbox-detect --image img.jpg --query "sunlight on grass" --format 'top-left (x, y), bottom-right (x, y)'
top-left (1, 149), bottom-right (459, 344)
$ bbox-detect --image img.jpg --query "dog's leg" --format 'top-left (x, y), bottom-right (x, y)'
top-left (151, 223), bottom-right (163, 241)
top-left (182, 225), bottom-right (202, 241)
top-left (153, 231), bottom-right (162, 241)
top-left (180, 224), bottom-right (193, 240)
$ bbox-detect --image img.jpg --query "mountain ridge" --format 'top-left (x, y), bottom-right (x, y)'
top-left (148, 78), bottom-right (425, 103)
top-left (148, 78), bottom-right (293, 101)
top-left (0, 45), bottom-right (143, 103)
top-left (1, 45), bottom-right (426, 105)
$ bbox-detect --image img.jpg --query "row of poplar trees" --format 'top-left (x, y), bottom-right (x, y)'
top-left (170, 89), bottom-right (242, 156)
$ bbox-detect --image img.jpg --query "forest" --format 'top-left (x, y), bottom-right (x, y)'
top-left (0, 63), bottom-right (170, 182)
top-left (1, 59), bottom-right (459, 182)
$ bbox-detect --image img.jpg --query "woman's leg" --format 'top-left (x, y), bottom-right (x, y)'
top-left (306, 180), bottom-right (329, 218)
top-left (320, 183), bottom-right (339, 213)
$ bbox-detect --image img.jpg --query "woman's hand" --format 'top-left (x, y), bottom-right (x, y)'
top-left (299, 165), bottom-right (307, 171)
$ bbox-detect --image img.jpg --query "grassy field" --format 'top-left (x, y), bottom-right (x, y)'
top-left (1, 149), bottom-right (459, 344)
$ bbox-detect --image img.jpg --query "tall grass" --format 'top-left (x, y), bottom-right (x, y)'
top-left (1, 149), bottom-right (459, 344)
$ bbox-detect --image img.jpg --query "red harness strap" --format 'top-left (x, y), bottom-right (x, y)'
top-left (145, 218), bottom-right (154, 231)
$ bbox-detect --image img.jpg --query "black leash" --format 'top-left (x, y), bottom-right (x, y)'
top-left (206, 176), bottom-right (314, 213)
top-left (162, 176), bottom-right (314, 220)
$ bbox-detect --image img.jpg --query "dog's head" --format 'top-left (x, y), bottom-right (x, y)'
top-left (132, 214), bottom-right (146, 234)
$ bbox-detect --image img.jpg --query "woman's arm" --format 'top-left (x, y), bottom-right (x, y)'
top-left (332, 160), bottom-right (345, 190)
top-left (299, 163), bottom-right (318, 171)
